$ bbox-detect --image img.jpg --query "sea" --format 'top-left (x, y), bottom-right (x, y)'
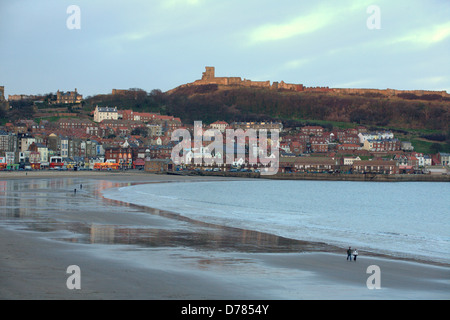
top-left (102, 179), bottom-right (450, 265)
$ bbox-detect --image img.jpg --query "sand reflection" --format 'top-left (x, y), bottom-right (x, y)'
top-left (0, 178), bottom-right (337, 253)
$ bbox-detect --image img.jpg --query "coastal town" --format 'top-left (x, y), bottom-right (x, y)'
top-left (0, 84), bottom-right (449, 178)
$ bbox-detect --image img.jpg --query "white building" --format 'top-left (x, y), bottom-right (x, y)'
top-left (210, 121), bottom-right (229, 133)
top-left (60, 137), bottom-right (69, 158)
top-left (36, 143), bottom-right (49, 163)
top-left (94, 106), bottom-right (119, 123)
top-left (20, 137), bottom-right (36, 152)
top-left (424, 155), bottom-right (432, 166)
top-left (358, 131), bottom-right (394, 144)
top-left (343, 156), bottom-right (361, 166)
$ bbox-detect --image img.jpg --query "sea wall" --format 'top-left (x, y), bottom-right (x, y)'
top-left (262, 173), bottom-right (450, 182)
top-left (177, 171), bottom-right (450, 182)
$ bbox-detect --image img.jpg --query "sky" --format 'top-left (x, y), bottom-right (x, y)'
top-left (0, 0), bottom-right (449, 98)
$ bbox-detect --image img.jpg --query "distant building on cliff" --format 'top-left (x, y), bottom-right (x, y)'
top-left (169, 67), bottom-right (309, 93)
top-left (56, 89), bottom-right (83, 104)
top-left (168, 67), bottom-right (449, 98)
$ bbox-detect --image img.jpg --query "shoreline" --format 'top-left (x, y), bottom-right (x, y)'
top-left (2, 169), bottom-right (450, 182)
top-left (0, 172), bottom-right (449, 299)
top-left (2, 170), bottom-right (449, 266)
top-left (182, 171), bottom-right (450, 182)
top-left (100, 182), bottom-right (450, 268)
top-left (1, 225), bottom-right (448, 300)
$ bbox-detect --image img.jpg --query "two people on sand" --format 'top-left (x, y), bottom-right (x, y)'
top-left (347, 247), bottom-right (358, 261)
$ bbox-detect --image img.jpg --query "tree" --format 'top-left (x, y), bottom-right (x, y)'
top-left (430, 143), bottom-right (443, 154)
top-left (131, 127), bottom-right (148, 138)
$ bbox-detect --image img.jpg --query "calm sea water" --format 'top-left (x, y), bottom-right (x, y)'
top-left (103, 180), bottom-right (450, 264)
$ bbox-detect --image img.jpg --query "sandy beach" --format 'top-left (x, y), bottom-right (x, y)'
top-left (0, 170), bottom-right (449, 301)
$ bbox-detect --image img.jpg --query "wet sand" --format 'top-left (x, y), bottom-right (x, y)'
top-left (0, 171), bottom-right (449, 300)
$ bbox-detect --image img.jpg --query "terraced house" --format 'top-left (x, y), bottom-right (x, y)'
top-left (352, 160), bottom-right (399, 174)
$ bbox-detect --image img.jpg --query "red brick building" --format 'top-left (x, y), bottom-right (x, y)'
top-left (301, 126), bottom-right (324, 136)
top-left (105, 147), bottom-right (135, 167)
top-left (352, 160), bottom-right (399, 174)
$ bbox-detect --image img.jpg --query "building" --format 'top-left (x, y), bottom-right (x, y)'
top-left (120, 110), bottom-right (160, 122)
top-left (210, 121), bottom-right (229, 133)
top-left (169, 67), bottom-right (305, 93)
top-left (352, 160), bottom-right (399, 174)
top-left (94, 106), bottom-right (119, 123)
top-left (144, 159), bottom-right (173, 172)
top-left (438, 153), bottom-right (450, 166)
top-left (56, 89), bottom-right (82, 104)
top-left (358, 131), bottom-right (394, 144)
top-left (280, 156), bottom-right (337, 173)
top-left (146, 124), bottom-right (163, 137)
top-left (57, 118), bottom-right (93, 130)
top-left (60, 136), bottom-right (69, 158)
top-left (231, 121), bottom-right (283, 132)
top-left (401, 141), bottom-right (414, 151)
top-left (21, 136), bottom-right (36, 152)
top-left (363, 139), bottom-right (401, 152)
top-left (343, 156), bottom-right (361, 166)
top-left (0, 86), bottom-right (4, 101)
top-left (338, 143), bottom-right (362, 151)
top-left (105, 147), bottom-right (135, 167)
top-left (100, 119), bottom-right (145, 132)
top-left (36, 143), bottom-right (49, 164)
top-left (0, 130), bottom-right (17, 152)
top-left (301, 126), bottom-right (324, 136)
top-left (311, 141), bottom-right (328, 153)
top-left (8, 94), bottom-right (41, 101)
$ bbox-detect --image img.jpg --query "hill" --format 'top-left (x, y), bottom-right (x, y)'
top-left (164, 84), bottom-right (450, 153)
top-left (165, 84), bottom-right (450, 131)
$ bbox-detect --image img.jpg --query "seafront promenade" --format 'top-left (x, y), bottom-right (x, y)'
top-left (2, 169), bottom-right (450, 182)
top-left (173, 170), bottom-right (450, 182)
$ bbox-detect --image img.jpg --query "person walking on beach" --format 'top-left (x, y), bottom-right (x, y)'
top-left (353, 249), bottom-right (358, 261)
top-left (347, 247), bottom-right (352, 261)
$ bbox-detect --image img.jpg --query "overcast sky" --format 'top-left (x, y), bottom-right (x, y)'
top-left (1, 0), bottom-right (449, 97)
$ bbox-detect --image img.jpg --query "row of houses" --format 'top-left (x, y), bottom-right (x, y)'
top-left (93, 106), bottom-right (182, 124)
top-left (0, 126), bottom-right (178, 169)
top-left (279, 128), bottom-right (411, 155)
top-left (280, 157), bottom-right (397, 175)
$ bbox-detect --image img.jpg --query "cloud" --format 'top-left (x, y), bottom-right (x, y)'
top-left (413, 76), bottom-right (448, 87)
top-left (248, 12), bottom-right (332, 44)
top-left (390, 22), bottom-right (450, 46)
top-left (282, 58), bottom-right (311, 70)
top-left (161, 0), bottom-right (206, 9)
top-left (247, 1), bottom-right (372, 44)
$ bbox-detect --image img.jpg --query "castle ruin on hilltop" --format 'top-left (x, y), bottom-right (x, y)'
top-left (191, 66), bottom-right (311, 92)
top-left (169, 67), bottom-right (449, 98)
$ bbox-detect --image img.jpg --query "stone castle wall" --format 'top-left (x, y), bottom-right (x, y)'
top-left (188, 67), bottom-right (305, 92)
top-left (112, 89), bottom-right (130, 95)
top-left (169, 67), bottom-right (449, 97)
top-left (333, 88), bottom-right (449, 97)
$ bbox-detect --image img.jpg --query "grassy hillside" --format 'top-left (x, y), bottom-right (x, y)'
top-left (164, 85), bottom-right (450, 152)
top-left (165, 85), bottom-right (450, 131)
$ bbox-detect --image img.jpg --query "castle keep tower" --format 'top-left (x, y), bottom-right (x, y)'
top-left (0, 86), bottom-right (4, 101)
top-left (202, 67), bottom-right (215, 80)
